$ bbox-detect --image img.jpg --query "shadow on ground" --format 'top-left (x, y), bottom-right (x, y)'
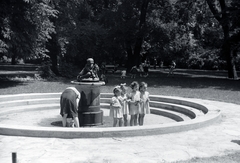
top-left (103, 69), bottom-right (240, 91)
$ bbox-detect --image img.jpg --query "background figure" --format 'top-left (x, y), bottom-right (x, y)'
top-left (60, 87), bottom-right (80, 127)
top-left (127, 81), bottom-right (141, 126)
top-left (143, 60), bottom-right (149, 77)
top-left (121, 70), bottom-right (127, 78)
top-left (168, 60), bottom-right (176, 76)
top-left (160, 61), bottom-right (164, 69)
top-left (153, 57), bottom-right (157, 69)
top-left (139, 82), bottom-right (150, 126)
top-left (130, 65), bottom-right (138, 78)
top-left (139, 63), bottom-right (144, 77)
top-left (100, 70), bottom-right (108, 84)
top-left (101, 61), bottom-right (106, 75)
top-left (109, 86), bottom-right (123, 127)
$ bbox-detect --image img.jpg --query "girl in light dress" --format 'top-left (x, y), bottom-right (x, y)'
top-left (109, 86), bottom-right (124, 127)
top-left (127, 81), bottom-right (141, 126)
top-left (119, 83), bottom-right (129, 126)
top-left (139, 82), bottom-right (150, 126)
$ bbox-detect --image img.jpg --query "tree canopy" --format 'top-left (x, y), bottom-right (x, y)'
top-left (0, 0), bottom-right (240, 78)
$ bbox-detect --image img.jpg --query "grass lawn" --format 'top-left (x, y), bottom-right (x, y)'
top-left (0, 68), bottom-right (239, 104)
top-left (0, 68), bottom-right (240, 162)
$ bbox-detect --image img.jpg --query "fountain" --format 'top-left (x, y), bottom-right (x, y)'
top-left (73, 58), bottom-right (105, 127)
top-left (72, 80), bottom-right (105, 126)
top-left (0, 92), bottom-right (221, 138)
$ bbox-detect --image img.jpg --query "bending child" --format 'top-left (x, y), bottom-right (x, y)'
top-left (109, 86), bottom-right (124, 127)
top-left (60, 87), bottom-right (80, 127)
top-left (139, 82), bottom-right (150, 126)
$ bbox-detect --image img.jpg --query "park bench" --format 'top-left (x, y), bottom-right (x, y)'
top-left (105, 64), bottom-right (118, 73)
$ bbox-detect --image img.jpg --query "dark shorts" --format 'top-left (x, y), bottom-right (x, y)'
top-left (60, 89), bottom-right (78, 118)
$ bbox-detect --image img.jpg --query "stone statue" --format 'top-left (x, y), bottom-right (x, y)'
top-left (77, 58), bottom-right (99, 82)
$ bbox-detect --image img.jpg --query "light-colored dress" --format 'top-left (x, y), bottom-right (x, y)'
top-left (128, 91), bottom-right (141, 115)
top-left (109, 96), bottom-right (123, 118)
top-left (119, 94), bottom-right (129, 115)
top-left (139, 91), bottom-right (150, 114)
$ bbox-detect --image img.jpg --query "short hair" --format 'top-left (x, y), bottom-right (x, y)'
top-left (130, 81), bottom-right (139, 89)
top-left (87, 58), bottom-right (94, 64)
top-left (139, 82), bottom-right (147, 90)
top-left (120, 83), bottom-right (127, 93)
top-left (113, 86), bottom-right (121, 95)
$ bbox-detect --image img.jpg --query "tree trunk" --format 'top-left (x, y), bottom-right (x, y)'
top-left (206, 0), bottom-right (238, 79)
top-left (133, 0), bottom-right (150, 66)
top-left (11, 54), bottom-right (16, 65)
top-left (223, 43), bottom-right (237, 79)
top-left (222, 25), bottom-right (238, 79)
top-left (126, 40), bottom-right (134, 72)
top-left (47, 34), bottom-right (59, 75)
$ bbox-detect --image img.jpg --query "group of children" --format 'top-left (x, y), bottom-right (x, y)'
top-left (60, 82), bottom-right (150, 128)
top-left (109, 81), bottom-right (150, 127)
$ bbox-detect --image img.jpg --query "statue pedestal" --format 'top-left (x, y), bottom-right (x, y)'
top-left (71, 81), bottom-right (105, 127)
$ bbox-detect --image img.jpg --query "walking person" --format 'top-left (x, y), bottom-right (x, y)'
top-left (168, 60), bottom-right (176, 76)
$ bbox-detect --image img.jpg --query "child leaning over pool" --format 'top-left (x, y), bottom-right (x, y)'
top-left (139, 82), bottom-right (150, 126)
top-left (109, 86), bottom-right (124, 127)
top-left (60, 87), bottom-right (80, 127)
top-left (119, 83), bottom-right (129, 126)
top-left (128, 81), bottom-right (141, 126)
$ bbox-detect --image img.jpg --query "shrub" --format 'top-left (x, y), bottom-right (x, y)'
top-left (37, 60), bottom-right (56, 79)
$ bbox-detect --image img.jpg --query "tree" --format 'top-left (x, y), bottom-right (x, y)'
top-left (0, 0), bottom-right (58, 65)
top-left (206, 0), bottom-right (240, 79)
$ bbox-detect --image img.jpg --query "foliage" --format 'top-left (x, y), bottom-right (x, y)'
top-left (0, 0), bottom-right (58, 64)
top-left (1, 0), bottom-right (240, 78)
top-left (58, 61), bottom-right (80, 78)
top-left (187, 48), bottom-right (225, 70)
top-left (36, 60), bottom-right (56, 79)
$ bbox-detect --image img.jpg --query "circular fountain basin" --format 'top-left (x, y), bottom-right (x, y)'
top-left (0, 93), bottom-right (221, 138)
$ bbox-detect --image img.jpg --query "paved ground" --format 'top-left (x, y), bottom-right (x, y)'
top-left (1, 98), bottom-right (240, 163)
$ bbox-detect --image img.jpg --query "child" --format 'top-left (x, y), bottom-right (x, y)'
top-left (60, 87), bottom-right (80, 127)
top-left (130, 65), bottom-right (138, 78)
top-left (100, 72), bottom-right (108, 84)
top-left (121, 70), bottom-right (127, 78)
top-left (168, 60), bottom-right (176, 76)
top-left (139, 82), bottom-right (150, 126)
top-left (109, 86), bottom-right (124, 127)
top-left (119, 83), bottom-right (129, 126)
top-left (139, 63), bottom-right (144, 77)
top-left (127, 81), bottom-right (141, 126)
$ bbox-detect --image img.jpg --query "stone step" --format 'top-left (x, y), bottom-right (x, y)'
top-left (150, 107), bottom-right (186, 122)
top-left (0, 97), bottom-right (204, 120)
top-left (0, 103), bottom-right (59, 115)
top-left (150, 101), bottom-right (197, 119)
top-left (150, 95), bottom-right (208, 114)
top-left (0, 98), bottom-right (59, 108)
top-left (0, 93), bottom-right (61, 102)
top-left (0, 94), bottom-right (208, 115)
